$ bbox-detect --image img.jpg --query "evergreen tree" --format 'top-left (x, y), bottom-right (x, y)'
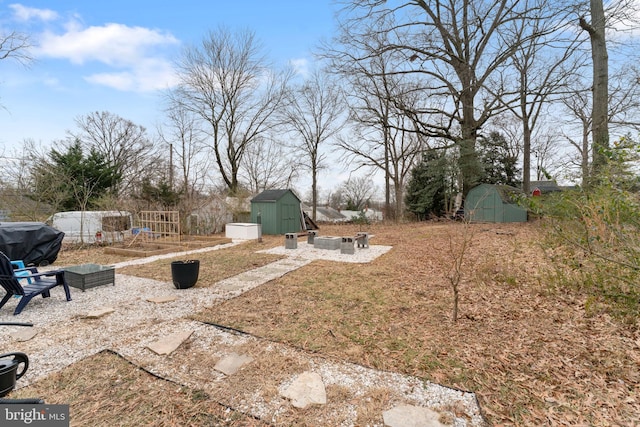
top-left (405, 149), bottom-right (447, 220)
top-left (138, 178), bottom-right (183, 209)
top-left (478, 132), bottom-right (521, 187)
top-left (32, 140), bottom-right (121, 211)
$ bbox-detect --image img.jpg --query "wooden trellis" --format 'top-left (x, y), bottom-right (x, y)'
top-left (138, 211), bottom-right (181, 242)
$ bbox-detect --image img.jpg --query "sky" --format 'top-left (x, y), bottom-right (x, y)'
top-left (0, 1), bottom-right (341, 163)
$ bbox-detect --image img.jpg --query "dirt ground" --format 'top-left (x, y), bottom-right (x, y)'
top-left (15, 221), bottom-right (640, 426)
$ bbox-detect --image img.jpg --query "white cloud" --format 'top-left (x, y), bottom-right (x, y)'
top-left (85, 57), bottom-right (179, 92)
top-left (290, 57), bottom-right (310, 78)
top-left (84, 71), bottom-right (136, 91)
top-left (37, 23), bottom-right (179, 66)
top-left (34, 21), bottom-right (180, 92)
top-left (9, 4), bottom-right (58, 22)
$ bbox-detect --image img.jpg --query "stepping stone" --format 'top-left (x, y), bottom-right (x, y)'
top-left (214, 352), bottom-right (253, 375)
top-left (11, 329), bottom-right (38, 342)
top-left (147, 330), bottom-right (193, 355)
top-left (84, 307), bottom-right (115, 318)
top-left (147, 295), bottom-right (178, 303)
top-left (383, 405), bottom-right (445, 427)
top-left (281, 371), bottom-right (327, 409)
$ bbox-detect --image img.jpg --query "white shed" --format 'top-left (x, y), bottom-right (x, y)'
top-left (47, 211), bottom-right (132, 244)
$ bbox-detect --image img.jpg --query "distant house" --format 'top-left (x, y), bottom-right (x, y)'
top-left (0, 193), bottom-right (53, 222)
top-left (530, 180), bottom-right (562, 196)
top-left (340, 208), bottom-right (383, 222)
top-left (302, 205), bottom-right (384, 223)
top-left (303, 205), bottom-right (346, 222)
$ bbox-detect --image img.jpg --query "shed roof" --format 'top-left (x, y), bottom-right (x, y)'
top-left (314, 206), bottom-right (346, 220)
top-left (472, 183), bottom-right (524, 204)
top-left (494, 185), bottom-right (525, 204)
top-left (251, 189), bottom-right (299, 203)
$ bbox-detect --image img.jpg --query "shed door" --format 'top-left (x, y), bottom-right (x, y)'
top-left (484, 192), bottom-right (498, 222)
top-left (280, 202), bottom-right (298, 233)
top-left (470, 189), bottom-right (498, 222)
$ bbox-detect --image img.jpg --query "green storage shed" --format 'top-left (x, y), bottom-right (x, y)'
top-left (465, 184), bottom-right (528, 223)
top-left (250, 189), bottom-right (302, 235)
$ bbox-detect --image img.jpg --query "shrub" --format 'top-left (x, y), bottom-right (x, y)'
top-left (540, 136), bottom-right (640, 320)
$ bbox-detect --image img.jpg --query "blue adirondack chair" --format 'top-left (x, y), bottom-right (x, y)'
top-left (10, 260), bottom-right (32, 286)
top-left (0, 252), bottom-right (72, 315)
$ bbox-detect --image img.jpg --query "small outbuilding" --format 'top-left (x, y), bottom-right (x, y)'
top-left (530, 180), bottom-right (562, 196)
top-left (465, 184), bottom-right (528, 223)
top-left (250, 189), bottom-right (302, 235)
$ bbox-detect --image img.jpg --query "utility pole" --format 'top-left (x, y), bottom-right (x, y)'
top-left (169, 143), bottom-right (174, 189)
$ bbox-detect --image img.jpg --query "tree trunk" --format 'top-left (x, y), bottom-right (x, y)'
top-left (520, 68), bottom-right (531, 194)
top-left (522, 122), bottom-right (531, 194)
top-left (459, 77), bottom-right (481, 197)
top-left (312, 167), bottom-right (317, 221)
top-left (582, 120), bottom-right (590, 187)
top-left (384, 131), bottom-right (392, 221)
top-left (580, 0), bottom-right (609, 178)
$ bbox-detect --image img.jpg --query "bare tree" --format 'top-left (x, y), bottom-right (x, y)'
top-left (172, 27), bottom-right (291, 195)
top-left (339, 0), bottom-right (543, 196)
top-left (0, 30), bottom-right (31, 64)
top-left (281, 69), bottom-right (346, 220)
top-left (0, 139), bottom-right (56, 220)
top-left (158, 106), bottom-right (209, 194)
top-left (340, 175), bottom-right (377, 211)
top-left (326, 28), bottom-right (424, 221)
top-left (0, 30), bottom-right (31, 110)
top-left (240, 134), bottom-right (297, 193)
top-left (561, 79), bottom-right (593, 183)
top-left (497, 1), bottom-right (582, 193)
top-left (157, 105), bottom-right (212, 227)
top-left (71, 111), bottom-right (159, 197)
top-left (531, 128), bottom-right (565, 181)
top-left (561, 66), bottom-right (640, 185)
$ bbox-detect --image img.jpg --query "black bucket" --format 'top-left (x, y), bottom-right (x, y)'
top-left (0, 352), bottom-right (29, 397)
top-left (170, 260), bottom-right (200, 289)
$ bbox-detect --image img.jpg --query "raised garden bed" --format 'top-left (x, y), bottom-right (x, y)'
top-left (104, 243), bottom-right (179, 257)
top-left (103, 237), bottom-right (232, 257)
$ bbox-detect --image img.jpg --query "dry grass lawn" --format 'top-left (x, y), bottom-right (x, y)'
top-left (15, 350), bottom-right (268, 427)
top-left (12, 221), bottom-right (640, 426)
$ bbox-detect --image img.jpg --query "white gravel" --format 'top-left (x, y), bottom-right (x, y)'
top-left (0, 240), bottom-right (485, 426)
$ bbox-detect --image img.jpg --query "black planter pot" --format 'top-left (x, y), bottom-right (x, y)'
top-left (0, 352), bottom-right (28, 397)
top-left (171, 260), bottom-right (200, 289)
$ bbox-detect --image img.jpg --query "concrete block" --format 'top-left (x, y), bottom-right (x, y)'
top-left (285, 233), bottom-right (298, 249)
top-left (356, 232), bottom-right (369, 248)
top-left (314, 236), bottom-right (341, 250)
top-left (307, 230), bottom-right (318, 244)
top-left (341, 237), bottom-right (355, 254)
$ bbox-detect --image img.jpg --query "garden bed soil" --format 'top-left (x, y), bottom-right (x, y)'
top-left (103, 237), bottom-right (232, 257)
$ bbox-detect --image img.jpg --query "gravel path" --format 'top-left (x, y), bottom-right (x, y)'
top-left (0, 241), bottom-right (486, 426)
